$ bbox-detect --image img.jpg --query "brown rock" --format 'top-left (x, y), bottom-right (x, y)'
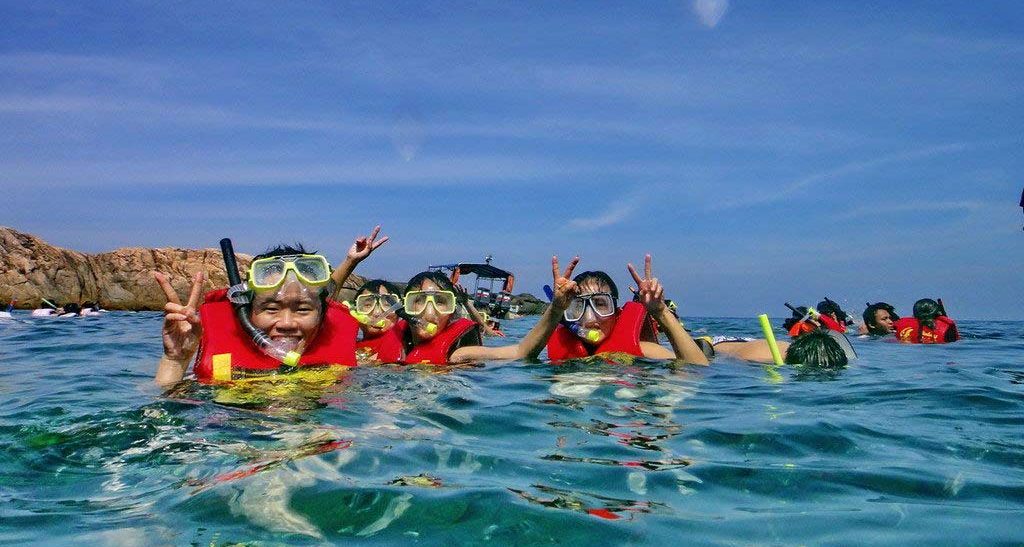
top-left (0, 226), bottom-right (365, 310)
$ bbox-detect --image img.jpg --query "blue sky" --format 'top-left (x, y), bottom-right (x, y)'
top-left (3, 1), bottom-right (1022, 319)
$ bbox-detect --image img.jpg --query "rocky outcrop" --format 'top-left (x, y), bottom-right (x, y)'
top-left (0, 226), bottom-right (364, 310)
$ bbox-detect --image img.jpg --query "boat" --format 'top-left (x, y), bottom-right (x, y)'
top-left (428, 255), bottom-right (517, 318)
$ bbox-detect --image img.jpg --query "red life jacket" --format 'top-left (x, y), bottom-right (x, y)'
top-left (894, 316), bottom-right (960, 344)
top-left (194, 288), bottom-right (358, 383)
top-left (356, 319), bottom-right (407, 363)
top-left (402, 318), bottom-right (481, 365)
top-left (787, 314), bottom-right (845, 338)
top-left (546, 301), bottom-right (646, 360)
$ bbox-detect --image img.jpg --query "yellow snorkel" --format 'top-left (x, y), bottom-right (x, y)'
top-left (758, 313), bottom-right (784, 365)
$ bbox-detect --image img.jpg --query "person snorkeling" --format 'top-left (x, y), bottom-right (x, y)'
top-left (784, 330), bottom-right (848, 368)
top-left (348, 279), bottom-right (406, 364)
top-left (859, 302), bottom-right (899, 336)
top-left (153, 226), bottom-right (387, 386)
top-left (399, 256), bottom-right (580, 365)
top-left (894, 298), bottom-right (960, 344)
top-left (782, 300), bottom-right (847, 337)
top-left (545, 255), bottom-right (708, 364)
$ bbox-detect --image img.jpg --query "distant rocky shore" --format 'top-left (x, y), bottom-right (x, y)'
top-left (0, 226), bottom-right (543, 313)
top-left (0, 226), bottom-right (365, 311)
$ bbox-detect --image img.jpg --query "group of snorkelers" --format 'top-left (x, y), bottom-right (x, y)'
top-left (783, 297), bottom-right (960, 344)
top-left (151, 226), bottom-right (959, 386)
top-left (22, 300), bottom-right (106, 317)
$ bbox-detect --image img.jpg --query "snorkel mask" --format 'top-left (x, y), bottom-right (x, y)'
top-left (348, 292), bottom-right (403, 330)
top-left (564, 292), bottom-right (617, 343)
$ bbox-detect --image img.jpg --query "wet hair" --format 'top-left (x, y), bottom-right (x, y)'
top-left (912, 298), bottom-right (942, 331)
top-left (783, 306), bottom-right (810, 331)
top-left (254, 243), bottom-right (316, 261)
top-left (63, 303), bottom-right (81, 315)
top-left (816, 299), bottom-right (848, 324)
top-left (573, 271), bottom-right (618, 299)
top-left (784, 330), bottom-right (847, 368)
top-left (863, 302), bottom-right (899, 335)
top-left (355, 279), bottom-right (403, 300)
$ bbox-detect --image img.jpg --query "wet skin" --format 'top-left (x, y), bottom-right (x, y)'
top-left (574, 278), bottom-right (618, 345)
top-left (356, 285), bottom-right (401, 338)
top-left (250, 281), bottom-right (322, 352)
top-left (408, 279), bottom-right (452, 343)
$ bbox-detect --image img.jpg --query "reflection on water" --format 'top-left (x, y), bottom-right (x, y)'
top-left (1, 313), bottom-right (1024, 543)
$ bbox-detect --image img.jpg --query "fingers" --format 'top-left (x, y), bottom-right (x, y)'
top-left (551, 256), bottom-right (560, 282)
top-left (562, 256), bottom-right (580, 280)
top-left (644, 254), bottom-right (652, 280)
top-left (153, 271), bottom-right (181, 305)
top-left (627, 263), bottom-right (644, 286)
top-left (371, 235), bottom-right (390, 250)
top-left (186, 271), bottom-right (205, 309)
top-left (368, 225), bottom-right (381, 242)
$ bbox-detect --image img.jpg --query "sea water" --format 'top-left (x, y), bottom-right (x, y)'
top-left (1, 312), bottom-right (1022, 545)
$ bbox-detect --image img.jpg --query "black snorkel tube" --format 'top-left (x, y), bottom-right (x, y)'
top-left (785, 301), bottom-right (857, 360)
top-left (220, 238), bottom-right (301, 367)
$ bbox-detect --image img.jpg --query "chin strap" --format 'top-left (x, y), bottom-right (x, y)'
top-left (227, 283), bottom-right (252, 305)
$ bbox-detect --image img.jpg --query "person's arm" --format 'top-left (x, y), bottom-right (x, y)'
top-left (449, 256), bottom-right (579, 364)
top-left (462, 297), bottom-right (503, 337)
top-left (153, 271), bottom-right (205, 386)
top-left (330, 225), bottom-right (389, 299)
top-left (713, 340), bottom-right (790, 363)
top-left (627, 255), bottom-right (708, 365)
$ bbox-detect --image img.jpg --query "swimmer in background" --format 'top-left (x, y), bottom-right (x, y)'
top-left (894, 298), bottom-right (960, 344)
top-left (858, 302), bottom-right (899, 336)
top-left (634, 293), bottom-right (788, 364)
top-left (397, 256), bottom-right (580, 365)
top-left (545, 255), bottom-right (708, 364)
top-left (4, 299), bottom-right (14, 313)
top-left (784, 330), bottom-right (848, 368)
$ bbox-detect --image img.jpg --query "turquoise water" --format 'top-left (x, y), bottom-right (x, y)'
top-left (2, 312), bottom-right (1023, 545)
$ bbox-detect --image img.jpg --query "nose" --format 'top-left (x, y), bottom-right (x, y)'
top-left (275, 309), bottom-right (300, 331)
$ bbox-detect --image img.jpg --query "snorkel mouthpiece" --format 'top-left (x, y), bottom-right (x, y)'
top-left (349, 301), bottom-right (402, 329)
top-left (570, 323), bottom-right (602, 343)
top-left (221, 238), bottom-right (302, 368)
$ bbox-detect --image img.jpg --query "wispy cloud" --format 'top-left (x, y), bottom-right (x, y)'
top-left (711, 142), bottom-right (973, 210)
top-left (569, 196), bottom-right (643, 231)
top-left (834, 200), bottom-right (993, 221)
top-left (692, 0), bottom-right (729, 28)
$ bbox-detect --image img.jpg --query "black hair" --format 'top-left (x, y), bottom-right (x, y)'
top-left (816, 298), bottom-right (848, 324)
top-left (254, 243), bottom-right (316, 261)
top-left (912, 298), bottom-right (942, 331)
top-left (784, 330), bottom-right (848, 368)
top-left (63, 303), bottom-right (81, 315)
top-left (862, 302), bottom-right (899, 335)
top-left (573, 271), bottom-right (618, 300)
top-left (355, 279), bottom-right (403, 300)
top-left (783, 306), bottom-right (810, 331)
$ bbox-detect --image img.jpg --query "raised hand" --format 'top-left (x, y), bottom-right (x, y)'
top-left (627, 254), bottom-right (666, 315)
top-left (550, 255), bottom-right (581, 309)
top-left (347, 225), bottom-right (390, 262)
top-left (153, 271), bottom-right (205, 361)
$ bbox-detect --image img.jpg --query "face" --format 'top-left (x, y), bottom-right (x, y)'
top-left (872, 309), bottom-right (895, 333)
top-left (249, 280), bottom-right (322, 352)
top-left (573, 278), bottom-right (618, 344)
top-left (358, 285), bottom-right (401, 337)
top-left (409, 279), bottom-right (452, 342)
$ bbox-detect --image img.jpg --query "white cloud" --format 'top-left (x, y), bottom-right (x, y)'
top-left (569, 197), bottom-right (643, 230)
top-left (692, 0), bottom-right (729, 28)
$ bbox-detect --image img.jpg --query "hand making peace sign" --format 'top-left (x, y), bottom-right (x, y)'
top-left (153, 271), bottom-right (205, 361)
top-left (550, 255), bottom-right (581, 309)
top-left (347, 225), bottom-right (390, 262)
top-left (627, 254), bottom-right (666, 315)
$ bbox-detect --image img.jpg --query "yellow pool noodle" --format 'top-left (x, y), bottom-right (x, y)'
top-left (758, 313), bottom-right (784, 365)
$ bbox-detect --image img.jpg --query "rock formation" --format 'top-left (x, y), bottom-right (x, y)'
top-left (0, 226), bottom-right (364, 310)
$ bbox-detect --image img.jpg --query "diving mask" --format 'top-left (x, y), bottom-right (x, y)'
top-left (354, 293), bottom-right (402, 314)
top-left (247, 254), bottom-right (331, 291)
top-left (404, 290), bottom-right (457, 316)
top-left (564, 292), bottom-right (616, 323)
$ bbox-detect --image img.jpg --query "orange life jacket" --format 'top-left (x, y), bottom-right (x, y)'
top-left (894, 316), bottom-right (960, 344)
top-left (356, 319), bottom-right (407, 363)
top-left (402, 318), bottom-right (481, 365)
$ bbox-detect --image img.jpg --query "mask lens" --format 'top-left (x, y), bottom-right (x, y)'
top-left (433, 291), bottom-right (456, 314)
top-left (294, 256), bottom-right (329, 284)
top-left (405, 291), bottom-right (428, 315)
top-left (564, 298), bottom-right (587, 322)
top-left (380, 293), bottom-right (401, 309)
top-left (591, 294), bottom-right (615, 317)
top-left (252, 259), bottom-right (285, 288)
top-left (403, 291), bottom-right (456, 316)
top-left (354, 294), bottom-right (377, 313)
